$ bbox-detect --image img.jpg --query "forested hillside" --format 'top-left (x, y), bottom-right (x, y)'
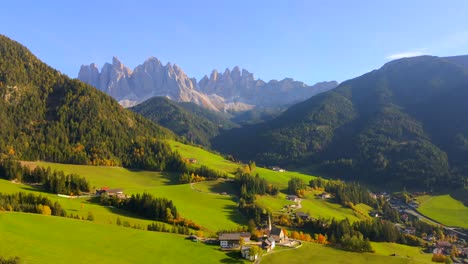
top-left (131, 97), bottom-right (236, 146)
top-left (214, 55), bottom-right (468, 190)
top-left (0, 35), bottom-right (183, 171)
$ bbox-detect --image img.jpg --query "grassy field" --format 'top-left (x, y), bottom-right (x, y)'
top-left (167, 140), bottom-right (317, 189)
top-left (0, 212), bottom-right (247, 264)
top-left (255, 191), bottom-right (370, 222)
top-left (14, 162), bottom-right (247, 232)
top-left (0, 179), bottom-right (165, 228)
top-left (416, 194), bottom-right (468, 228)
top-left (261, 242), bottom-right (431, 264)
top-left (168, 140), bottom-right (239, 173)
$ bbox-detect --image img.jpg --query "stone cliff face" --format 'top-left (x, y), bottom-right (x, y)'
top-left (78, 57), bottom-right (338, 111)
top-left (79, 57), bottom-right (218, 110)
top-left (198, 67), bottom-right (338, 107)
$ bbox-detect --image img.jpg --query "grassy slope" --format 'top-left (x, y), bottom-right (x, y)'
top-left (20, 162), bottom-right (245, 232)
top-left (256, 191), bottom-right (370, 222)
top-left (0, 179), bottom-right (161, 228)
top-left (0, 212), bottom-right (246, 264)
top-left (416, 195), bottom-right (468, 228)
top-left (168, 140), bottom-right (370, 222)
top-left (168, 140), bottom-right (316, 189)
top-left (261, 242), bottom-right (431, 264)
top-left (19, 140), bottom-right (371, 230)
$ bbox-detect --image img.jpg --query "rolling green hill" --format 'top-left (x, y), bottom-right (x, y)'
top-left (214, 55), bottom-right (468, 190)
top-left (0, 212), bottom-right (246, 264)
top-left (18, 161), bottom-right (246, 232)
top-left (131, 97), bottom-right (236, 147)
top-left (0, 34), bottom-right (182, 170)
top-left (416, 194), bottom-right (468, 228)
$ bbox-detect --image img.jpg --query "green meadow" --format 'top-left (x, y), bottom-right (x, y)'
top-left (261, 242), bottom-right (431, 264)
top-left (0, 179), bottom-right (164, 228)
top-left (167, 140), bottom-right (317, 189)
top-left (416, 194), bottom-right (468, 228)
top-left (22, 139), bottom-right (369, 231)
top-left (18, 161), bottom-right (246, 232)
top-left (0, 212), bottom-right (247, 264)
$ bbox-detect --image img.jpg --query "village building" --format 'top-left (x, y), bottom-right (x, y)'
top-left (286, 195), bottom-right (299, 202)
top-left (271, 166), bottom-right (285, 172)
top-left (218, 232), bottom-right (251, 249)
top-left (261, 237), bottom-right (276, 252)
top-left (96, 187), bottom-right (126, 199)
top-left (269, 226), bottom-right (285, 243)
top-left (318, 192), bottom-right (331, 199)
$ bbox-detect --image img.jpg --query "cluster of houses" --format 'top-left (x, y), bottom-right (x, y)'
top-left (218, 226), bottom-right (286, 261)
top-left (429, 240), bottom-right (468, 260)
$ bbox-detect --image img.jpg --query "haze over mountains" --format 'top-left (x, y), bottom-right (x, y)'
top-left (78, 57), bottom-right (338, 111)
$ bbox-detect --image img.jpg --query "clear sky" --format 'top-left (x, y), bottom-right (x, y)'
top-left (2, 0), bottom-right (468, 84)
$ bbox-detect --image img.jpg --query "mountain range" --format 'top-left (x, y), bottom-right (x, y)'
top-left (78, 57), bottom-right (338, 111)
top-left (213, 55), bottom-right (468, 190)
top-left (2, 33), bottom-right (467, 192)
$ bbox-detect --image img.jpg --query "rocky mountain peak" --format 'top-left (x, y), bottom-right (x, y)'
top-left (78, 56), bottom-right (338, 111)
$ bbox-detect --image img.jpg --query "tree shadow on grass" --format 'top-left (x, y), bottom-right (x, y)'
top-left (221, 203), bottom-right (248, 226)
top-left (159, 172), bottom-right (180, 185)
top-left (206, 180), bottom-right (240, 195)
top-left (124, 168), bottom-right (179, 185)
top-left (85, 197), bottom-right (153, 222)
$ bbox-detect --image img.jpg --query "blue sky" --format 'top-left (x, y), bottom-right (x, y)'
top-left (2, 0), bottom-right (468, 84)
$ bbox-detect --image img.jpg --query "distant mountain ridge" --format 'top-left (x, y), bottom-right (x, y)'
top-left (213, 55), bottom-right (468, 190)
top-left (131, 96), bottom-right (237, 147)
top-left (78, 58), bottom-right (338, 111)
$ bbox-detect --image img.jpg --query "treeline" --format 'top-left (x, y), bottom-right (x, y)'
top-left (0, 192), bottom-right (66, 216)
top-left (0, 160), bottom-right (90, 195)
top-left (100, 192), bottom-right (200, 230)
top-left (288, 177), bottom-right (307, 196)
top-left (179, 165), bottom-right (228, 183)
top-left (147, 222), bottom-right (191, 235)
top-left (322, 180), bottom-right (376, 208)
top-left (235, 170), bottom-right (279, 198)
top-left (235, 168), bottom-right (277, 225)
top-left (302, 217), bottom-right (423, 251)
top-left (0, 256), bottom-right (20, 264)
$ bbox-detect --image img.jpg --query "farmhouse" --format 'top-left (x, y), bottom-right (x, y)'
top-left (269, 227), bottom-right (285, 243)
top-left (271, 166), bottom-right (285, 172)
top-left (286, 195), bottom-right (299, 202)
top-left (218, 232), bottom-right (251, 249)
top-left (96, 187), bottom-right (126, 199)
top-left (318, 192), bottom-right (331, 199)
top-left (262, 237), bottom-right (276, 252)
